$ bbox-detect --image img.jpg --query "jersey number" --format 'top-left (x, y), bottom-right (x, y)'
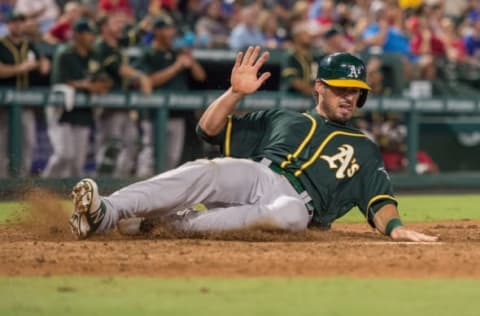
top-left (320, 144), bottom-right (360, 179)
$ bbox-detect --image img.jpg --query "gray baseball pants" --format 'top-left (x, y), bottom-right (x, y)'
top-left (0, 108), bottom-right (36, 177)
top-left (95, 110), bottom-right (139, 178)
top-left (42, 107), bottom-right (90, 178)
top-left (99, 158), bottom-right (311, 232)
top-left (135, 118), bottom-right (186, 177)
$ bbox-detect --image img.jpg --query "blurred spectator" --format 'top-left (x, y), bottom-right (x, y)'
top-left (180, 0), bottom-right (202, 33)
top-left (264, 0), bottom-right (297, 24)
top-left (98, 0), bottom-right (134, 20)
top-left (416, 150), bottom-right (439, 174)
top-left (129, 0), bottom-right (150, 20)
top-left (149, 0), bottom-right (182, 26)
top-left (95, 12), bottom-right (152, 177)
top-left (444, 0), bottom-right (468, 19)
top-left (135, 15), bottom-right (206, 175)
top-left (281, 21), bottom-right (317, 96)
top-left (228, 5), bottom-right (265, 50)
top-left (195, 0), bottom-right (230, 48)
top-left (0, 0), bottom-right (15, 37)
top-left (465, 0), bottom-right (480, 24)
top-left (15, 0), bottom-right (60, 33)
top-left (408, 2), bottom-right (450, 81)
top-left (374, 112), bottom-right (439, 174)
top-left (464, 15), bottom-right (480, 61)
top-left (322, 26), bottom-right (355, 55)
top-left (440, 17), bottom-right (468, 63)
top-left (408, 18), bottom-right (444, 80)
top-left (315, 0), bottom-right (336, 28)
top-left (0, 12), bottom-right (50, 177)
top-left (286, 1), bottom-right (326, 49)
top-left (43, 2), bottom-right (83, 44)
top-left (289, 1), bottom-right (310, 25)
top-left (362, 1), bottom-right (410, 56)
top-left (258, 10), bottom-right (286, 49)
top-left (362, 1), bottom-right (412, 79)
top-left (366, 56), bottom-right (390, 96)
top-left (43, 18), bottom-right (111, 178)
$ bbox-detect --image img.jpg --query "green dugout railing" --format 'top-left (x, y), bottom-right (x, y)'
top-left (1, 88), bottom-right (480, 190)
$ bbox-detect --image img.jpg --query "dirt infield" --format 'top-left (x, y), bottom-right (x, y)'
top-left (1, 219), bottom-right (480, 278)
top-left (1, 189), bottom-right (480, 278)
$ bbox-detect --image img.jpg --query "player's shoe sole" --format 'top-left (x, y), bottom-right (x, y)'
top-left (69, 178), bottom-right (106, 239)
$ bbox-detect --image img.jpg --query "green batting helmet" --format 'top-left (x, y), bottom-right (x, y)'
top-left (317, 52), bottom-right (371, 107)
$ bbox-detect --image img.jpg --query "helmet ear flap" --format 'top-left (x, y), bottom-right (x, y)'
top-left (357, 89), bottom-right (368, 108)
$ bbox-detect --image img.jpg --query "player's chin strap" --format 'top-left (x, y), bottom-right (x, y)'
top-left (258, 157), bottom-right (315, 217)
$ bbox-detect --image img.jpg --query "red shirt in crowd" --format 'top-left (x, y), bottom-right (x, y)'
top-left (48, 20), bottom-right (72, 42)
top-left (98, 0), bottom-right (133, 17)
top-left (409, 17), bottom-right (446, 56)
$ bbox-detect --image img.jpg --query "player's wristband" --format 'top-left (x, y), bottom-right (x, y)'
top-left (385, 218), bottom-right (403, 236)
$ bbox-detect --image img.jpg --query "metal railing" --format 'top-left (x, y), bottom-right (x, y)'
top-left (1, 87), bottom-right (480, 190)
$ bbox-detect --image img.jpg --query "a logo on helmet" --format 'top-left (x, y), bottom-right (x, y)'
top-left (347, 65), bottom-right (361, 78)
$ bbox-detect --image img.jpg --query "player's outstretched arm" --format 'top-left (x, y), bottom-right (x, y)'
top-left (390, 226), bottom-right (439, 242)
top-left (374, 204), bottom-right (439, 242)
top-left (198, 46), bottom-right (271, 136)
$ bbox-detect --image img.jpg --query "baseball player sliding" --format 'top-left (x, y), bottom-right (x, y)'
top-left (69, 46), bottom-right (438, 242)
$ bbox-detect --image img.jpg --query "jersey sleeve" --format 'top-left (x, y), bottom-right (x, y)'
top-left (196, 110), bottom-right (270, 158)
top-left (357, 144), bottom-right (398, 227)
top-left (51, 50), bottom-right (70, 84)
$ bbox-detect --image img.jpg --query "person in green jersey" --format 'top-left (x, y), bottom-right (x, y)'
top-left (69, 46), bottom-right (438, 243)
top-left (94, 12), bottom-right (152, 177)
top-left (281, 21), bottom-right (319, 96)
top-left (134, 15), bottom-right (206, 175)
top-left (0, 12), bottom-right (50, 177)
top-left (43, 18), bottom-right (111, 178)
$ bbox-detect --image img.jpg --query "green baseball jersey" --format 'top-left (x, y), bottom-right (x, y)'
top-left (281, 49), bottom-right (319, 93)
top-left (94, 40), bottom-right (124, 90)
top-left (197, 108), bottom-right (397, 229)
top-left (0, 36), bottom-right (39, 88)
top-left (136, 46), bottom-right (191, 119)
top-left (51, 43), bottom-right (102, 126)
top-left (135, 46), bottom-right (189, 90)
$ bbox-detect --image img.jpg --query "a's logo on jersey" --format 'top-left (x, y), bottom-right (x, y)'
top-left (320, 144), bottom-right (360, 179)
top-left (88, 60), bottom-right (100, 73)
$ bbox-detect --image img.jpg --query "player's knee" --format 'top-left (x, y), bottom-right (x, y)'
top-left (268, 196), bottom-right (309, 231)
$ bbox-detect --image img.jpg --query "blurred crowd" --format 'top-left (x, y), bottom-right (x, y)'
top-left (1, 0), bottom-right (479, 177)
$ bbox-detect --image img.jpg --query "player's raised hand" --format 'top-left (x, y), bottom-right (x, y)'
top-left (390, 226), bottom-right (439, 242)
top-left (230, 46), bottom-right (271, 95)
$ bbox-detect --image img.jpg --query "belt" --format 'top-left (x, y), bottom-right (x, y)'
top-left (259, 157), bottom-right (315, 217)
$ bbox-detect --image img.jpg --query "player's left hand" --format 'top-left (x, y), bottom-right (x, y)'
top-left (230, 46), bottom-right (271, 95)
top-left (390, 226), bottom-right (439, 242)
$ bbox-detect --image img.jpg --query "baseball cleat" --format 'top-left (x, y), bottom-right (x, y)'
top-left (69, 178), bottom-right (106, 239)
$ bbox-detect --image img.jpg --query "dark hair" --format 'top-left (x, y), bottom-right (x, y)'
top-left (96, 14), bottom-right (109, 31)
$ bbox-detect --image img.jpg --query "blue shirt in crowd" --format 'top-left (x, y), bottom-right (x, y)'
top-left (362, 23), bottom-right (411, 57)
top-left (229, 24), bottom-right (265, 50)
top-left (464, 35), bottom-right (480, 58)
